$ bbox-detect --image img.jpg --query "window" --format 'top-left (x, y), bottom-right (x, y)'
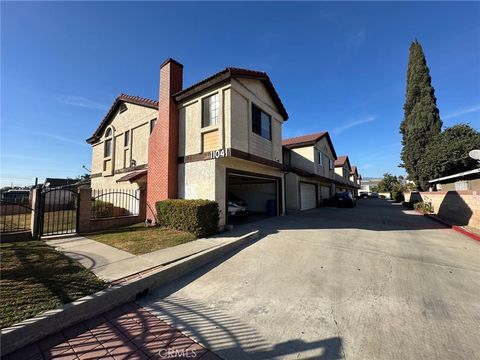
top-left (124, 130), bottom-right (130, 147)
top-left (150, 119), bottom-right (157, 134)
top-left (104, 127), bottom-right (113, 158)
top-left (252, 104), bottom-right (271, 140)
top-left (202, 94), bottom-right (219, 127)
top-left (119, 103), bottom-right (127, 113)
top-left (329, 159), bottom-right (334, 170)
top-left (104, 139), bottom-right (112, 157)
top-left (318, 151), bottom-right (323, 166)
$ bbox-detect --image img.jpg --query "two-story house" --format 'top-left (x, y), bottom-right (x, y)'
top-left (88, 59), bottom-right (289, 227)
top-left (334, 155), bottom-right (361, 194)
top-left (282, 132), bottom-right (338, 210)
top-left (349, 166), bottom-right (361, 196)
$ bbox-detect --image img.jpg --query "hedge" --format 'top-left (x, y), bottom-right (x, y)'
top-left (156, 199), bottom-right (219, 237)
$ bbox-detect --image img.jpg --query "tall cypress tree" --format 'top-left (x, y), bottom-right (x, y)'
top-left (400, 40), bottom-right (442, 190)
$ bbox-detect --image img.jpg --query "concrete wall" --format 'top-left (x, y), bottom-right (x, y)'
top-left (407, 191), bottom-right (480, 229)
top-left (285, 173), bottom-right (300, 211)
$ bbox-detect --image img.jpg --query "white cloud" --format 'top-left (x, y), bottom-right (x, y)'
top-left (443, 105), bottom-right (480, 120)
top-left (57, 95), bottom-right (107, 110)
top-left (333, 116), bottom-right (376, 134)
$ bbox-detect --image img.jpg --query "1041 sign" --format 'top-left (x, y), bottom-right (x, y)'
top-left (210, 148), bottom-right (228, 159)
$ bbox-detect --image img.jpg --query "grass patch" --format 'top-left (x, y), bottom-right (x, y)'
top-left (1, 241), bottom-right (105, 329)
top-left (88, 224), bottom-right (197, 255)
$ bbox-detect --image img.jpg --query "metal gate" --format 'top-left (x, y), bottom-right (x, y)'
top-left (39, 187), bottom-right (79, 237)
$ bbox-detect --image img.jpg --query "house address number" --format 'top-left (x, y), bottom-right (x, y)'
top-left (210, 148), bottom-right (229, 159)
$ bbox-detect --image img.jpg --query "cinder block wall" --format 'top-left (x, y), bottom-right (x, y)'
top-left (411, 191), bottom-right (480, 229)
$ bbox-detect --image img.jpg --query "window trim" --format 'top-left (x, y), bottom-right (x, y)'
top-left (124, 130), bottom-right (130, 147)
top-left (318, 151), bottom-right (323, 166)
top-left (251, 103), bottom-right (272, 141)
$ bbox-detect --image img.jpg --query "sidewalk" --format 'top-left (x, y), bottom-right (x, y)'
top-left (2, 302), bottom-right (220, 360)
top-left (46, 232), bottom-right (246, 282)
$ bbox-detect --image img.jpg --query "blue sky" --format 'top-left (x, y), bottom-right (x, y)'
top-left (2, 2), bottom-right (479, 186)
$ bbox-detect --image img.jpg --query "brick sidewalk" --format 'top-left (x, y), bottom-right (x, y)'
top-left (2, 303), bottom-right (220, 360)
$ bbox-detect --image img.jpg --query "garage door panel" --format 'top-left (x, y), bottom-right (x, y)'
top-left (300, 183), bottom-right (316, 210)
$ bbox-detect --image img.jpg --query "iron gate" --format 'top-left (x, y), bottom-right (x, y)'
top-left (39, 187), bottom-right (79, 237)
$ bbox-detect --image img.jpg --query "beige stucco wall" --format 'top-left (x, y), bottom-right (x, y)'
top-left (230, 78), bottom-right (284, 164)
top-left (335, 165), bottom-right (350, 180)
top-left (90, 102), bottom-right (157, 190)
top-left (178, 85), bottom-right (230, 157)
top-left (288, 138), bottom-right (336, 179)
top-left (313, 137), bottom-right (336, 179)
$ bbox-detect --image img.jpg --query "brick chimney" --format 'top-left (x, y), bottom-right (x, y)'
top-left (146, 58), bottom-right (183, 222)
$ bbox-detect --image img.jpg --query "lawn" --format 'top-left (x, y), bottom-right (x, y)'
top-left (1, 241), bottom-right (105, 329)
top-left (88, 224), bottom-right (197, 255)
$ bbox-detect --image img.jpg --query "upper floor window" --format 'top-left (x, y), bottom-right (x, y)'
top-left (104, 128), bottom-right (113, 158)
top-left (124, 130), bottom-right (130, 147)
top-left (252, 104), bottom-right (271, 140)
top-left (150, 119), bottom-right (157, 134)
top-left (202, 94), bottom-right (219, 127)
top-left (318, 151), bottom-right (323, 166)
top-left (119, 103), bottom-right (127, 113)
top-left (329, 159), bottom-right (334, 170)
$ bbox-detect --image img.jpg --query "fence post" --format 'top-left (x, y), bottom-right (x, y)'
top-left (77, 188), bottom-right (92, 233)
top-left (30, 187), bottom-right (41, 239)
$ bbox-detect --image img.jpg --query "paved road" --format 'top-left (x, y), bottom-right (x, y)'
top-left (139, 199), bottom-right (480, 360)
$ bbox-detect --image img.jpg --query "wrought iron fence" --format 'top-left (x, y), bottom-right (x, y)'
top-left (0, 193), bottom-right (32, 233)
top-left (91, 189), bottom-right (140, 219)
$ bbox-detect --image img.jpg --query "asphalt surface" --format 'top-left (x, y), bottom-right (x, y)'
top-left (139, 199), bottom-right (480, 360)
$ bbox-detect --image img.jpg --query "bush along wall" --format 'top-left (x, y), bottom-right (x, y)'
top-left (156, 199), bottom-right (219, 237)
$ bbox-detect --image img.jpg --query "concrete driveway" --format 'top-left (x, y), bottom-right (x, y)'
top-left (138, 199), bottom-right (480, 360)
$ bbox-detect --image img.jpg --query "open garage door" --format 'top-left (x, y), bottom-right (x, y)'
top-left (300, 182), bottom-right (317, 210)
top-left (227, 171), bottom-right (281, 224)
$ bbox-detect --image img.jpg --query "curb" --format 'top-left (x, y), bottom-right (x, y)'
top-left (0, 230), bottom-right (260, 356)
top-left (415, 210), bottom-right (480, 242)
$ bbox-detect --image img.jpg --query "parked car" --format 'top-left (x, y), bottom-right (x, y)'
top-left (333, 191), bottom-right (357, 208)
top-left (228, 194), bottom-right (248, 216)
top-left (359, 191), bottom-right (369, 199)
top-left (370, 192), bottom-right (379, 198)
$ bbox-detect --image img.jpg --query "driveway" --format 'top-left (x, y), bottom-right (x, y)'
top-left (138, 199), bottom-right (480, 360)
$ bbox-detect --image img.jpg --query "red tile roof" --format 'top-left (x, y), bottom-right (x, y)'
top-left (174, 67), bottom-right (289, 120)
top-left (334, 156), bottom-right (348, 166)
top-left (86, 94), bottom-right (158, 144)
top-left (116, 170), bottom-right (148, 182)
top-left (282, 131), bottom-right (337, 159)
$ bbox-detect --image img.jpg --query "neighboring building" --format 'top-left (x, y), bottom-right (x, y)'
top-left (349, 166), bottom-right (361, 196)
top-left (282, 132), bottom-right (338, 210)
top-left (429, 168), bottom-right (480, 191)
top-left (87, 58), bottom-right (361, 227)
top-left (44, 178), bottom-right (79, 188)
top-left (334, 156), bottom-right (359, 194)
top-left (360, 178), bottom-right (382, 194)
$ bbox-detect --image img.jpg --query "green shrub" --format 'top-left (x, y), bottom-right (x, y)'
top-left (390, 188), bottom-right (405, 202)
top-left (91, 199), bottom-right (113, 218)
top-left (413, 201), bottom-right (433, 213)
top-left (156, 199), bottom-right (219, 237)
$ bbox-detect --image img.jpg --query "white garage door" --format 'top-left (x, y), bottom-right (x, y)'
top-left (300, 183), bottom-right (317, 210)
